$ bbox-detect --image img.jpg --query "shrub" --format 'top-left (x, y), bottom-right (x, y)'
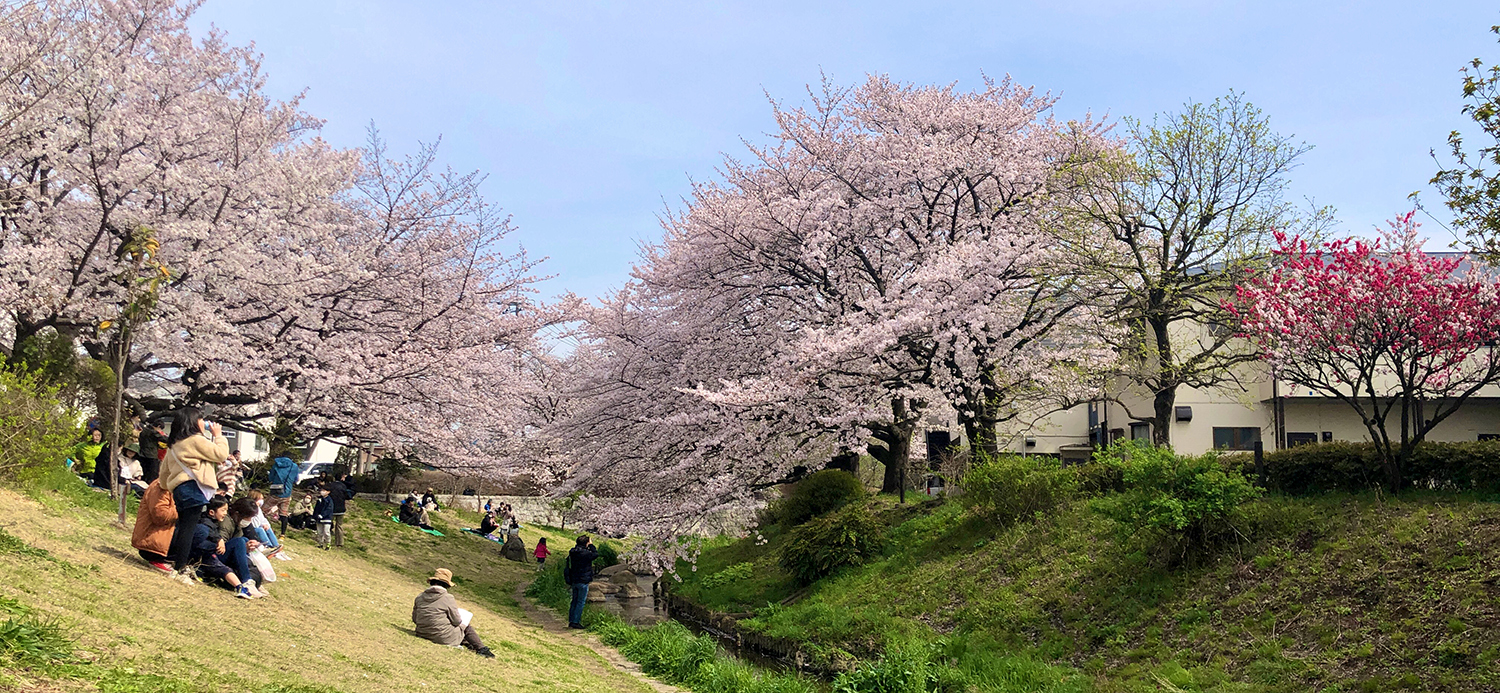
top-left (961, 454), bottom-right (1079, 525)
top-left (0, 369), bottom-right (79, 481)
top-left (700, 562), bottom-right (754, 590)
top-left (595, 541), bottom-right (620, 568)
top-left (1255, 440), bottom-right (1500, 494)
top-left (777, 502), bottom-right (885, 585)
top-left (1094, 441), bottom-right (1260, 559)
top-left (772, 469), bottom-right (866, 528)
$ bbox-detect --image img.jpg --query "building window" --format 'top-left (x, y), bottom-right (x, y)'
top-left (1129, 422), bottom-right (1150, 441)
top-left (1212, 427), bottom-right (1261, 450)
top-left (253, 435), bottom-right (269, 453)
top-left (1286, 432), bottom-right (1317, 448)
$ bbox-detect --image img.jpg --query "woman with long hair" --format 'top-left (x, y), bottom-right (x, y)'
top-left (157, 407), bottom-right (229, 584)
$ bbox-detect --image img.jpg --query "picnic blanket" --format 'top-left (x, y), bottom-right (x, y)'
top-left (389, 515), bottom-right (444, 537)
top-left (460, 528), bottom-right (504, 544)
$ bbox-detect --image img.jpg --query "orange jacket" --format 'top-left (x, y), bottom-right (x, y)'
top-left (131, 480), bottom-right (177, 557)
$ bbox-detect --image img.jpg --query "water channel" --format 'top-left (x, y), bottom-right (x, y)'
top-left (592, 570), bottom-right (827, 677)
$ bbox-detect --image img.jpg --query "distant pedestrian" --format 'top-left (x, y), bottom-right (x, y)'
top-left (564, 535), bottom-right (597, 629)
top-left (325, 475), bottom-right (352, 547)
top-left (533, 537), bottom-right (550, 565)
top-left (312, 485), bottom-right (334, 550)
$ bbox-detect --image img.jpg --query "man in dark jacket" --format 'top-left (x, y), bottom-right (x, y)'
top-left (564, 535), bottom-right (597, 629)
top-left (324, 476), bottom-right (350, 548)
top-left (137, 419), bottom-right (167, 483)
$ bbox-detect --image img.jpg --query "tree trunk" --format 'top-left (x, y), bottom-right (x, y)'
top-left (872, 398), bottom-right (920, 496)
top-left (826, 449), bottom-right (859, 473)
top-left (1150, 385), bottom-right (1176, 448)
top-left (961, 409), bottom-right (1000, 459)
top-left (1149, 316), bottom-right (1175, 448)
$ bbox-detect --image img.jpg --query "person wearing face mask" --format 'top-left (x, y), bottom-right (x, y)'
top-left (189, 498), bottom-right (264, 599)
top-left (244, 489), bottom-right (289, 560)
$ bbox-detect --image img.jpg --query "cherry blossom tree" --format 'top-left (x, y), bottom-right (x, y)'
top-left (559, 75), bottom-right (1117, 552)
top-left (0, 0), bottom-right (556, 477)
top-left (1230, 214), bottom-right (1500, 491)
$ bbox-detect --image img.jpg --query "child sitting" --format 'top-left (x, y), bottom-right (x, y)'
top-left (189, 498), bottom-right (264, 599)
top-left (244, 489), bottom-right (289, 560)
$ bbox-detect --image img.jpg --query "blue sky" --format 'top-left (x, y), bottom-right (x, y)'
top-left (190, 1), bottom-right (1498, 301)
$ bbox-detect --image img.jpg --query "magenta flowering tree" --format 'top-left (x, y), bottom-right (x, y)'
top-left (1230, 213), bottom-right (1500, 491)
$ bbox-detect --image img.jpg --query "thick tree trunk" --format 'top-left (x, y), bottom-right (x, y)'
top-left (1151, 385), bottom-right (1176, 448)
top-left (961, 409), bottom-right (1000, 459)
top-left (1149, 315), bottom-right (1175, 448)
top-left (871, 398), bottom-right (921, 495)
top-left (826, 449), bottom-right (859, 473)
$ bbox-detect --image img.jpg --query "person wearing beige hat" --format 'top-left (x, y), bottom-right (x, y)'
top-left (411, 568), bottom-right (494, 658)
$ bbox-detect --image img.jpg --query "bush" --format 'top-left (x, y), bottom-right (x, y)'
top-left (772, 469), bottom-right (866, 527)
top-left (1256, 441), bottom-right (1500, 494)
top-left (778, 502), bottom-right (885, 585)
top-left (700, 562), bottom-right (754, 591)
top-left (0, 369), bottom-right (79, 481)
top-left (1094, 441), bottom-right (1260, 559)
top-left (961, 454), bottom-right (1080, 525)
top-left (595, 541), bottom-right (620, 568)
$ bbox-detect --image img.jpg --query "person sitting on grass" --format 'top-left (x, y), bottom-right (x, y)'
top-left (68, 428), bottom-right (103, 482)
top-left (476, 511), bottom-right (499, 537)
top-left (244, 489), bottom-right (287, 559)
top-left (400, 496), bottom-right (436, 530)
top-left (190, 498), bottom-right (265, 599)
top-left (287, 490), bottom-right (318, 530)
top-left (421, 488), bottom-right (440, 512)
top-left (411, 568), bottom-right (494, 658)
top-left (131, 480), bottom-right (176, 573)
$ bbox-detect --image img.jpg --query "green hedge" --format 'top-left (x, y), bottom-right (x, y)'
top-left (1240, 441), bottom-right (1500, 494)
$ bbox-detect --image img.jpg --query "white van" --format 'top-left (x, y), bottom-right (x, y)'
top-left (296, 461), bottom-right (335, 485)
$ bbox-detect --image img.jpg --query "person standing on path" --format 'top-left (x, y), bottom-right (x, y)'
top-left (564, 535), bottom-right (597, 629)
top-left (266, 456), bottom-right (299, 534)
top-left (158, 408), bottom-right (229, 584)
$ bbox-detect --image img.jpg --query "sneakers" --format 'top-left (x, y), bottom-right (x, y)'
top-left (147, 561), bottom-right (173, 574)
top-left (235, 584), bottom-right (254, 599)
top-left (475, 646), bottom-right (495, 659)
top-left (168, 569), bottom-right (196, 585)
top-left (244, 579), bottom-right (267, 599)
top-left (567, 623), bottom-right (584, 630)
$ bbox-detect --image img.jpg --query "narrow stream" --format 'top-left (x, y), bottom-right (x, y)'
top-left (592, 570), bottom-right (821, 677)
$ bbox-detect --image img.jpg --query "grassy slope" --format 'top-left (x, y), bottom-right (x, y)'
top-left (0, 473), bottom-right (650, 693)
top-left (672, 492), bottom-right (1500, 692)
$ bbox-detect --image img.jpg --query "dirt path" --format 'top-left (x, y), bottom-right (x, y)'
top-left (512, 582), bottom-right (685, 693)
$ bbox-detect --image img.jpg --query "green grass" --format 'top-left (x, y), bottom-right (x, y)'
top-left (527, 561), bottom-right (820, 693)
top-left (671, 491), bottom-right (1500, 692)
top-left (0, 473), bottom-right (652, 693)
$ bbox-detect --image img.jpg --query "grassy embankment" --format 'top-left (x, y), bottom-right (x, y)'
top-left (0, 466), bottom-right (653, 693)
top-left (670, 490), bottom-right (1500, 692)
